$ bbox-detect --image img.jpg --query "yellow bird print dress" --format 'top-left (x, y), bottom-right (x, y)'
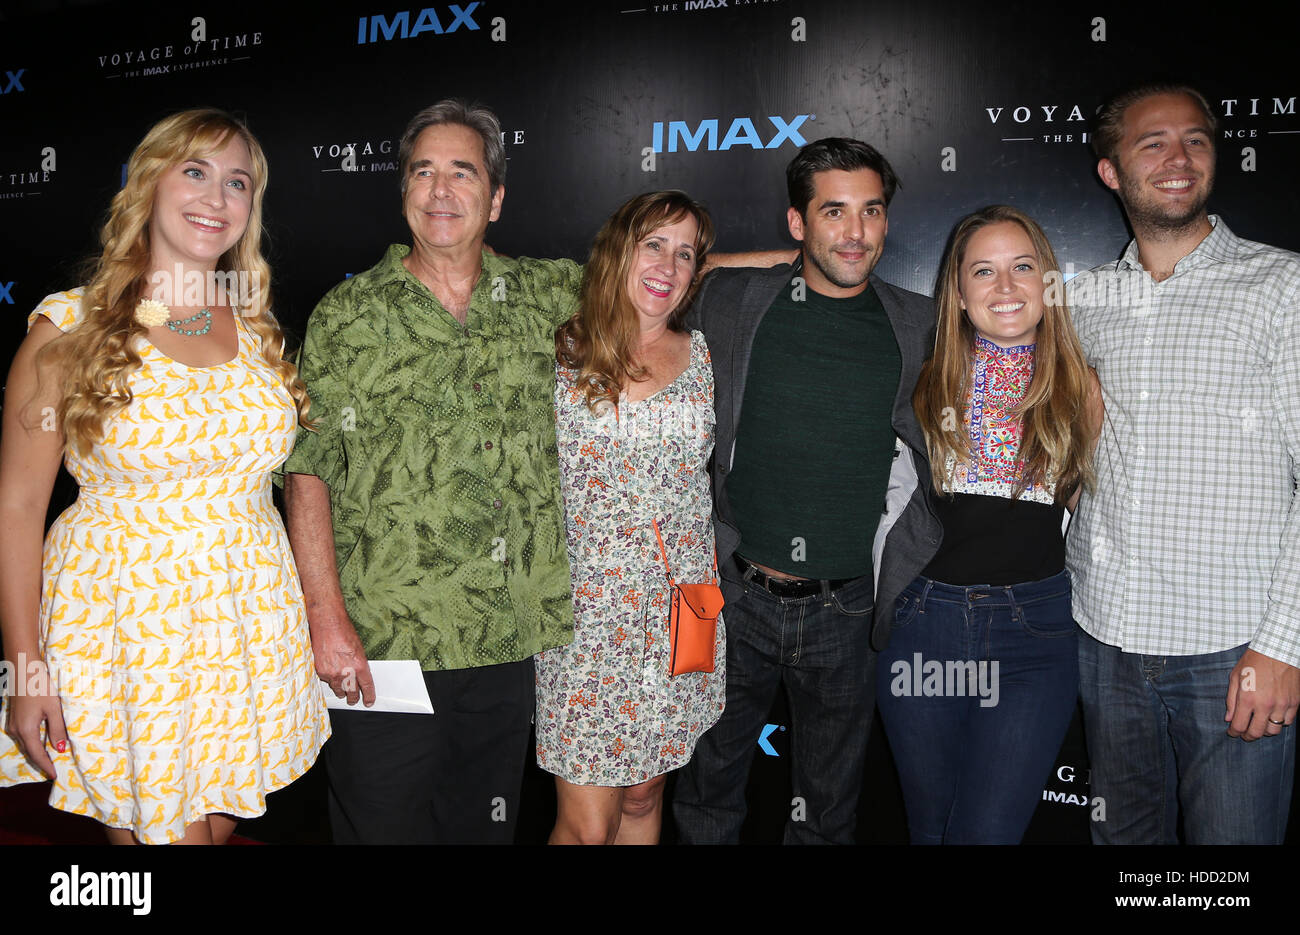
top-left (0, 290), bottom-right (329, 843)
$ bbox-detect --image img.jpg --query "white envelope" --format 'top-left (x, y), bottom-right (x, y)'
top-left (321, 659), bottom-right (435, 714)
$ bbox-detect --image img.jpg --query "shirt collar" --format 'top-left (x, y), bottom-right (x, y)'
top-left (375, 242), bottom-right (497, 295)
top-left (1117, 214), bottom-right (1236, 274)
top-left (375, 243), bottom-right (415, 284)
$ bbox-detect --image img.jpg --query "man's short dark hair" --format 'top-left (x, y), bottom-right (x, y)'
top-left (398, 98), bottom-right (506, 196)
top-left (1092, 81), bottom-right (1218, 163)
top-left (786, 137), bottom-right (900, 216)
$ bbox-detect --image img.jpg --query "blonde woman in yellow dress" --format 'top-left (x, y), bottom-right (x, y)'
top-left (0, 109), bottom-right (329, 844)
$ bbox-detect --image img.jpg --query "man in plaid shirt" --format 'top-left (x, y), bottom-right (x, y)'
top-left (1066, 81), bottom-right (1300, 844)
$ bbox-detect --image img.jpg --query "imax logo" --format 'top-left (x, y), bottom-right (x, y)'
top-left (356, 4), bottom-right (479, 43)
top-left (651, 115), bottom-right (810, 153)
top-left (2, 69), bottom-right (25, 94)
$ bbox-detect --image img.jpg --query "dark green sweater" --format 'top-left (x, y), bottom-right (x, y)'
top-left (727, 278), bottom-right (900, 579)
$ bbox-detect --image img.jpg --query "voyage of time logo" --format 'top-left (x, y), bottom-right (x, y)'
top-left (982, 93), bottom-right (1298, 147)
top-left (94, 16), bottom-right (265, 80)
top-left (0, 146), bottom-right (57, 203)
top-left (309, 125), bottom-right (527, 176)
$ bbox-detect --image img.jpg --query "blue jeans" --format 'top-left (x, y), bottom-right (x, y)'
top-left (875, 571), bottom-right (1078, 844)
top-left (1079, 629), bottom-right (1295, 844)
top-left (672, 568), bottom-right (875, 844)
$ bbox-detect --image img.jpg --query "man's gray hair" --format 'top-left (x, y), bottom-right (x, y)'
top-left (398, 99), bottom-right (506, 196)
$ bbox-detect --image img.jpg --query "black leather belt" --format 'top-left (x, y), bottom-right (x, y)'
top-left (733, 555), bottom-right (861, 599)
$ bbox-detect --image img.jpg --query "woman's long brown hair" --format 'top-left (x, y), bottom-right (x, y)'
top-left (556, 190), bottom-right (715, 413)
top-left (913, 204), bottom-right (1094, 502)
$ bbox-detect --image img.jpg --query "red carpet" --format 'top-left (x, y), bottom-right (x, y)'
top-left (0, 782), bottom-right (262, 845)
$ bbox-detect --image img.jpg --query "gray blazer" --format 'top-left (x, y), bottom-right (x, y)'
top-left (685, 263), bottom-right (942, 650)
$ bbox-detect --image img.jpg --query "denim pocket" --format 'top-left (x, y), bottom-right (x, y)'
top-left (831, 589), bottom-right (874, 617)
top-left (892, 592), bottom-right (923, 630)
top-left (1016, 591), bottom-right (1077, 639)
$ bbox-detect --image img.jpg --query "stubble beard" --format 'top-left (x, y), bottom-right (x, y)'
top-left (803, 240), bottom-right (874, 291)
top-left (1115, 162), bottom-right (1214, 241)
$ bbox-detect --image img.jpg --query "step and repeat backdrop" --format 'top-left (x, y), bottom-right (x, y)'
top-left (2, 0), bottom-right (1299, 843)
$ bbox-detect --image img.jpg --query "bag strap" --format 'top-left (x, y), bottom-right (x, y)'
top-left (651, 518), bottom-right (718, 586)
top-left (650, 518), bottom-right (676, 585)
top-left (609, 391), bottom-right (718, 588)
top-left (607, 406), bottom-right (670, 582)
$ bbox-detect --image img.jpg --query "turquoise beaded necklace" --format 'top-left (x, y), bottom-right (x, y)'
top-left (165, 307), bottom-right (213, 336)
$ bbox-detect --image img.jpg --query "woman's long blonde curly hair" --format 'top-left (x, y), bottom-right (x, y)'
top-left (38, 108), bottom-right (310, 455)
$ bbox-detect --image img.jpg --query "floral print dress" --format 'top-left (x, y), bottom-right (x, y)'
top-left (535, 330), bottom-right (725, 786)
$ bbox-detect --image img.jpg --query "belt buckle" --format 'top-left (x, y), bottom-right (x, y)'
top-left (760, 570), bottom-right (784, 595)
top-left (740, 556), bottom-right (814, 597)
top-left (771, 572), bottom-right (813, 597)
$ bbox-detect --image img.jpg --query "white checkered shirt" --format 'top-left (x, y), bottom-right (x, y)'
top-left (1065, 217), bottom-right (1300, 666)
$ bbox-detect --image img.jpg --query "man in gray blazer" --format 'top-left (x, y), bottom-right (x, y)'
top-left (674, 137), bottom-right (940, 844)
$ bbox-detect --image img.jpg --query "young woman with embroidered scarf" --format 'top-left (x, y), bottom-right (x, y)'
top-left (876, 204), bottom-right (1102, 844)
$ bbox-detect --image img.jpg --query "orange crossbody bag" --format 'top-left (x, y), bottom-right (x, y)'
top-left (651, 518), bottom-right (724, 676)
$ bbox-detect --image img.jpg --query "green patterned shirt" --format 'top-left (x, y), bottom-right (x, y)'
top-left (285, 245), bottom-right (583, 670)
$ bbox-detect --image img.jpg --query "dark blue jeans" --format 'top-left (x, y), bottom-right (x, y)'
top-left (1079, 629), bottom-right (1295, 844)
top-left (673, 568), bottom-right (875, 844)
top-left (875, 571), bottom-right (1078, 844)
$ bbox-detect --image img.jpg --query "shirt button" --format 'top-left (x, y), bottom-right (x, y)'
top-left (1144, 336), bottom-right (1153, 346)
top-left (473, 382), bottom-right (481, 392)
top-left (484, 441), bottom-right (493, 450)
top-left (462, 327), bottom-right (470, 337)
top-left (1140, 390), bottom-right (1149, 400)
top-left (493, 498), bottom-right (503, 510)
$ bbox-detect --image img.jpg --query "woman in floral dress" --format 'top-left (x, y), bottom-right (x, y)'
top-left (535, 191), bottom-right (724, 844)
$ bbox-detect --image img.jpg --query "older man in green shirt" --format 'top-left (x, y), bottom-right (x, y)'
top-left (284, 100), bottom-right (582, 844)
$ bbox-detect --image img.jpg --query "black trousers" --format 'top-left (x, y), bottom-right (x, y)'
top-left (324, 657), bottom-right (535, 844)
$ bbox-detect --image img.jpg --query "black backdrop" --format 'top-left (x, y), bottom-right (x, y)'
top-left (2, 0), bottom-right (1299, 844)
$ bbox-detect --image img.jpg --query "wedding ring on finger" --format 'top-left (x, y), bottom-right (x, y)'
top-left (1268, 717), bottom-right (1285, 726)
